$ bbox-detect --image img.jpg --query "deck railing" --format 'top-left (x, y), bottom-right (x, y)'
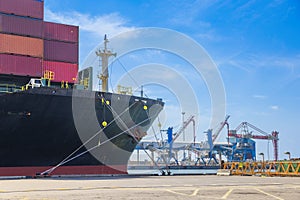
top-left (0, 84), bottom-right (24, 93)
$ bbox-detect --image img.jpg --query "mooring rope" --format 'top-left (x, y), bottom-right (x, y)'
top-left (40, 94), bottom-right (166, 175)
top-left (39, 95), bottom-right (137, 175)
top-left (104, 97), bottom-right (167, 174)
top-left (41, 115), bottom-right (156, 175)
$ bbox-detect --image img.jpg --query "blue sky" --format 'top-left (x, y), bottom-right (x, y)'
top-left (44, 0), bottom-right (300, 160)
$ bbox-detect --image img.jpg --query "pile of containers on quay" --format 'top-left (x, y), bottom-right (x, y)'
top-left (0, 0), bottom-right (79, 89)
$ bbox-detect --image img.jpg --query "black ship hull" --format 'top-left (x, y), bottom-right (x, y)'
top-left (0, 87), bottom-right (164, 176)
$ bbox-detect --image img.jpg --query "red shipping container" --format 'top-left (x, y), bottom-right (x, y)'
top-left (0, 0), bottom-right (44, 19)
top-left (0, 13), bottom-right (43, 38)
top-left (0, 33), bottom-right (43, 57)
top-left (44, 40), bottom-right (78, 63)
top-left (0, 53), bottom-right (42, 77)
top-left (44, 22), bottom-right (78, 43)
top-left (43, 60), bottom-right (78, 83)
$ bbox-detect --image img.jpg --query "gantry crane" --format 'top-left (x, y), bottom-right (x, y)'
top-left (228, 122), bottom-right (279, 161)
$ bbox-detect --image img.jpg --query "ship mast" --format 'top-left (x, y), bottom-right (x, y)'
top-left (95, 35), bottom-right (116, 92)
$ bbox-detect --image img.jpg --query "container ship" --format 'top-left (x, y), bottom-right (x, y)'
top-left (0, 0), bottom-right (164, 177)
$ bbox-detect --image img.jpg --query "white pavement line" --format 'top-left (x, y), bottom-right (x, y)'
top-left (190, 188), bottom-right (200, 196)
top-left (221, 188), bottom-right (233, 199)
top-left (256, 188), bottom-right (284, 200)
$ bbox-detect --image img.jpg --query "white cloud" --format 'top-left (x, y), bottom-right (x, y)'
top-left (225, 59), bottom-right (252, 73)
top-left (254, 111), bottom-right (269, 116)
top-left (270, 105), bottom-right (279, 110)
top-left (268, 0), bottom-right (285, 8)
top-left (44, 8), bottom-right (135, 38)
top-left (253, 95), bottom-right (267, 99)
top-left (220, 53), bottom-right (300, 75)
top-left (196, 29), bottom-right (224, 42)
top-left (167, 0), bottom-right (215, 27)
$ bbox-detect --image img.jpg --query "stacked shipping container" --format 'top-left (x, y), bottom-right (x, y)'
top-left (0, 54), bottom-right (42, 77)
top-left (44, 22), bottom-right (78, 43)
top-left (0, 13), bottom-right (43, 38)
top-left (0, 0), bottom-right (79, 84)
top-left (0, 33), bottom-right (43, 57)
top-left (0, 0), bottom-right (44, 19)
top-left (43, 61), bottom-right (78, 83)
top-left (44, 40), bottom-right (78, 63)
top-left (0, 0), bottom-right (44, 77)
top-left (43, 22), bottom-right (79, 83)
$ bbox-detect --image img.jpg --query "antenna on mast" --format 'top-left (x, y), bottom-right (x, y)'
top-left (96, 34), bottom-right (116, 92)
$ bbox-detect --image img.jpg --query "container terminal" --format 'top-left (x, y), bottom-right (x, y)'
top-left (0, 1), bottom-right (299, 200)
top-left (129, 115), bottom-right (278, 174)
top-left (0, 0), bottom-right (299, 179)
top-left (129, 114), bottom-right (299, 177)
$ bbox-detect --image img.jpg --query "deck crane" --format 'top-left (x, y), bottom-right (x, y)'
top-left (228, 122), bottom-right (279, 161)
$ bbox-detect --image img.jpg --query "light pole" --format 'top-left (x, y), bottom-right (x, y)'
top-left (182, 112), bottom-right (186, 160)
top-left (181, 112), bottom-right (185, 141)
top-left (259, 152), bottom-right (265, 173)
top-left (284, 151), bottom-right (291, 160)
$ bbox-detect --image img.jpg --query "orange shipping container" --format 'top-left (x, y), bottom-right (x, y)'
top-left (0, 33), bottom-right (43, 57)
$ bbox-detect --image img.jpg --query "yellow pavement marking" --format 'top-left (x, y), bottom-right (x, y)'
top-left (190, 188), bottom-right (200, 196)
top-left (221, 188), bottom-right (233, 199)
top-left (0, 183), bottom-right (298, 198)
top-left (165, 188), bottom-right (202, 197)
top-left (165, 189), bottom-right (189, 196)
top-left (57, 188), bottom-right (69, 190)
top-left (256, 188), bottom-right (284, 200)
top-left (81, 187), bottom-right (94, 190)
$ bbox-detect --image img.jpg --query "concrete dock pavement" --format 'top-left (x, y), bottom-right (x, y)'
top-left (0, 175), bottom-right (299, 199)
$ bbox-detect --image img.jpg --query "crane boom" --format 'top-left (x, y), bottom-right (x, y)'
top-left (233, 122), bottom-right (277, 140)
top-left (235, 122), bottom-right (269, 136)
top-left (171, 115), bottom-right (195, 143)
top-left (212, 115), bottom-right (230, 143)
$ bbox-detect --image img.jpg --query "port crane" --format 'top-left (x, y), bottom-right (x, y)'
top-left (228, 122), bottom-right (279, 161)
top-left (212, 115), bottom-right (230, 144)
top-left (135, 115), bottom-right (196, 166)
top-left (133, 115), bottom-right (279, 168)
top-left (191, 115), bottom-right (230, 165)
top-left (169, 115), bottom-right (196, 145)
